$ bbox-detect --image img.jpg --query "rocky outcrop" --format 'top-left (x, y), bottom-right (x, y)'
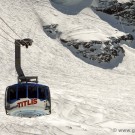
top-left (43, 24), bottom-right (61, 39)
top-left (43, 23), bottom-right (133, 64)
top-left (93, 0), bottom-right (135, 25)
top-left (60, 34), bottom-right (133, 63)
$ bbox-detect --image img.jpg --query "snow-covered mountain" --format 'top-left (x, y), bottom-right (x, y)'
top-left (0, 0), bottom-right (135, 135)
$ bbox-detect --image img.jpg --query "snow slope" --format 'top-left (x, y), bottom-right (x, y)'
top-left (0, 0), bottom-right (135, 135)
top-left (118, 0), bottom-right (131, 3)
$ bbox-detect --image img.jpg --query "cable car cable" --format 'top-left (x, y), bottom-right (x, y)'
top-left (0, 16), bottom-right (32, 47)
top-left (0, 27), bottom-right (15, 40)
top-left (0, 26), bottom-right (31, 47)
top-left (0, 33), bottom-right (14, 44)
top-left (0, 17), bottom-right (21, 39)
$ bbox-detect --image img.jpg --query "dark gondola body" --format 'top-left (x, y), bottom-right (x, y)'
top-left (5, 83), bottom-right (51, 118)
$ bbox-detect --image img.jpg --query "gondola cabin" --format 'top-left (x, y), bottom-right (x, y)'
top-left (5, 83), bottom-right (51, 118)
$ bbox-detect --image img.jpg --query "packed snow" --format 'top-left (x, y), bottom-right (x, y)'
top-left (0, 0), bottom-right (135, 135)
top-left (118, 0), bottom-right (131, 3)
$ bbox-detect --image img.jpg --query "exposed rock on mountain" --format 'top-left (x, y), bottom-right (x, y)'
top-left (60, 34), bottom-right (133, 63)
top-left (92, 0), bottom-right (135, 25)
top-left (43, 24), bottom-right (61, 39)
top-left (43, 22), bottom-right (133, 64)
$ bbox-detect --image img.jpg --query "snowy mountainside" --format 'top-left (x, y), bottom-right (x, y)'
top-left (92, 0), bottom-right (135, 25)
top-left (0, 0), bottom-right (135, 135)
top-left (43, 4), bottom-right (132, 67)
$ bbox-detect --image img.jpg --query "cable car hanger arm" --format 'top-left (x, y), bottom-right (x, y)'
top-left (15, 38), bottom-right (38, 83)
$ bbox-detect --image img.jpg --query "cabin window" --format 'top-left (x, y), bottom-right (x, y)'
top-left (38, 87), bottom-right (46, 99)
top-left (18, 85), bottom-right (26, 98)
top-left (8, 86), bottom-right (16, 100)
top-left (28, 86), bottom-right (37, 98)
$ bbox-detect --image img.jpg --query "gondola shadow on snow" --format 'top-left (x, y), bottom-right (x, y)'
top-left (49, 0), bottom-right (93, 15)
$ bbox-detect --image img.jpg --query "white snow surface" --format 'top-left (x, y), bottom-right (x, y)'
top-left (117, 0), bottom-right (131, 3)
top-left (0, 0), bottom-right (135, 135)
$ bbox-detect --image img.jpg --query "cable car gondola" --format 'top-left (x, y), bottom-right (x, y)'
top-left (5, 39), bottom-right (51, 118)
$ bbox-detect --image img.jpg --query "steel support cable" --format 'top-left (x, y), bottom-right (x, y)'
top-left (0, 27), bottom-right (15, 40)
top-left (0, 17), bottom-right (21, 38)
top-left (0, 33), bottom-right (32, 48)
top-left (0, 16), bottom-right (32, 47)
top-left (0, 32), bottom-right (28, 47)
top-left (0, 33), bottom-right (14, 44)
top-left (0, 26), bottom-right (31, 47)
